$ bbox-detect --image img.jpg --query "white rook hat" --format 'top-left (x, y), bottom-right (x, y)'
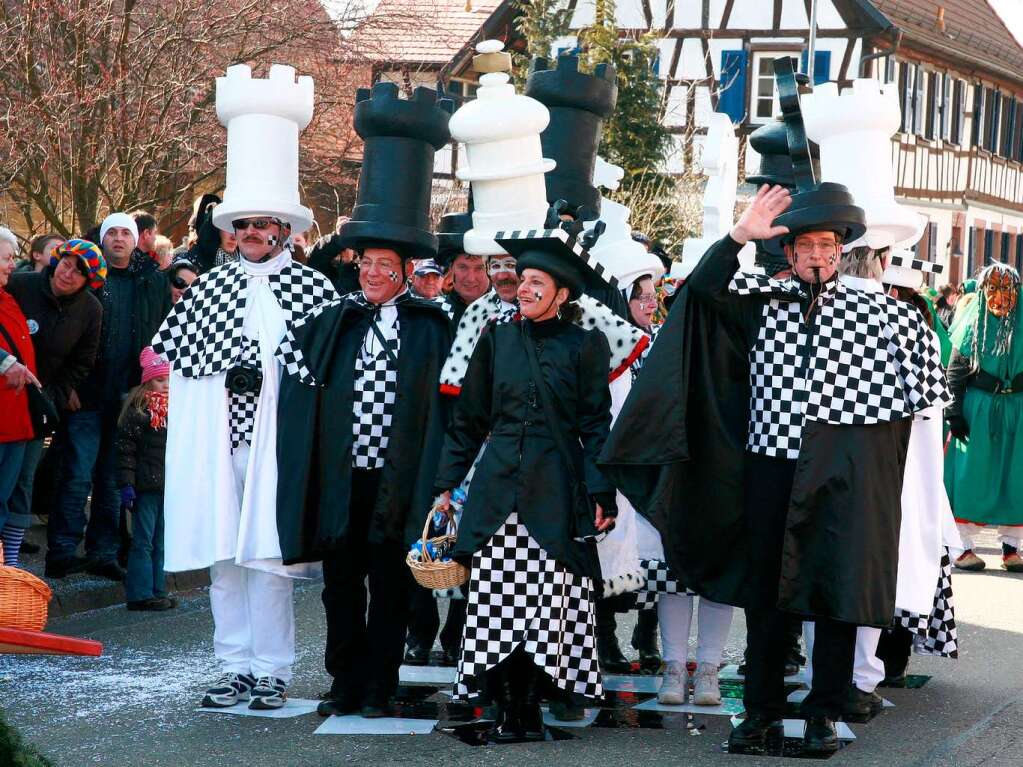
top-left (212, 64), bottom-right (315, 234)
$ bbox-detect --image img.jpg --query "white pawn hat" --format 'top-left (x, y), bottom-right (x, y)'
top-left (212, 64), bottom-right (315, 234)
top-left (448, 41), bottom-right (555, 256)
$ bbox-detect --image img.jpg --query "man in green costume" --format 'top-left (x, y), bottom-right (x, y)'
top-left (945, 263), bottom-right (1023, 573)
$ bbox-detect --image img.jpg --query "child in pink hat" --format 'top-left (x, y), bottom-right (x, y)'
top-left (115, 347), bottom-right (176, 611)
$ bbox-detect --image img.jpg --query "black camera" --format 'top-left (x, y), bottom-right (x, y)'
top-left (225, 364), bottom-right (263, 396)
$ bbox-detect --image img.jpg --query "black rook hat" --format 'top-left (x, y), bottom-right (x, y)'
top-left (339, 83), bottom-right (454, 260)
top-left (525, 55), bottom-right (617, 222)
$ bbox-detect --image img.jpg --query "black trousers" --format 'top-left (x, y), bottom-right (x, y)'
top-left (742, 451), bottom-right (856, 720)
top-left (875, 626), bottom-right (913, 679)
top-left (407, 586), bottom-right (467, 653)
top-left (322, 469), bottom-right (412, 701)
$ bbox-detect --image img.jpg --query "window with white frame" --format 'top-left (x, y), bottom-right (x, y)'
top-left (749, 52), bottom-right (800, 124)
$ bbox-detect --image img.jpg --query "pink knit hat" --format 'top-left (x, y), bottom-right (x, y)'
top-left (140, 346), bottom-right (170, 385)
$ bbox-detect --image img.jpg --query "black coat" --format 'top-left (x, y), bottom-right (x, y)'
top-left (7, 270), bottom-right (102, 412)
top-left (115, 405), bottom-right (167, 493)
top-left (599, 235), bottom-right (912, 626)
top-left (434, 318), bottom-right (613, 580)
top-left (276, 294), bottom-right (452, 564)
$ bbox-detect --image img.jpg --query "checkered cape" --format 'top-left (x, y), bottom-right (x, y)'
top-left (729, 273), bottom-right (950, 439)
top-left (893, 549), bottom-right (958, 658)
top-left (634, 558), bottom-right (696, 611)
top-left (151, 259), bottom-right (336, 377)
top-left (454, 513), bottom-right (603, 701)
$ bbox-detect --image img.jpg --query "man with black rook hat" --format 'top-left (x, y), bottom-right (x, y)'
top-left (275, 82), bottom-right (454, 718)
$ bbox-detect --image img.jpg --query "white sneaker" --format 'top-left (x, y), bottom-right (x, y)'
top-left (657, 661), bottom-right (688, 705)
top-left (692, 662), bottom-right (721, 705)
top-left (249, 676), bottom-right (288, 710)
top-left (201, 672), bottom-right (256, 708)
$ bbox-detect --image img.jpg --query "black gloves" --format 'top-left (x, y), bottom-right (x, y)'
top-left (947, 414), bottom-right (970, 443)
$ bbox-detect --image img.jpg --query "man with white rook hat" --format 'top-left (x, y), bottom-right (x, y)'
top-left (152, 64), bottom-right (337, 710)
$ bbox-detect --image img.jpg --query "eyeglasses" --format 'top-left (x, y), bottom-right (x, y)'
top-left (232, 218), bottom-right (277, 231)
top-left (793, 239), bottom-right (839, 256)
top-left (630, 294), bottom-right (658, 307)
top-left (487, 258), bottom-right (517, 275)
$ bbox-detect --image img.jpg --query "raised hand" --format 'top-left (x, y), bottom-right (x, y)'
top-left (731, 184), bottom-right (792, 244)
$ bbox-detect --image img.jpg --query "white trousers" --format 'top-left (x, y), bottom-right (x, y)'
top-left (852, 626), bottom-right (884, 694)
top-left (210, 559), bottom-right (295, 682)
top-left (956, 523), bottom-right (1023, 551)
top-left (658, 593), bottom-right (733, 665)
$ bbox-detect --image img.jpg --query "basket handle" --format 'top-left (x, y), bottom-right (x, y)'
top-left (421, 502), bottom-right (458, 565)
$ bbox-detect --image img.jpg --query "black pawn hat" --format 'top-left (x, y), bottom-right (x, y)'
top-left (525, 55), bottom-right (617, 222)
top-left (339, 83), bottom-right (454, 260)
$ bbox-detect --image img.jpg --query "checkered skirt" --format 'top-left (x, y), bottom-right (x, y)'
top-left (634, 559), bottom-right (696, 611)
top-left (893, 549), bottom-right (958, 658)
top-left (454, 513), bottom-right (603, 700)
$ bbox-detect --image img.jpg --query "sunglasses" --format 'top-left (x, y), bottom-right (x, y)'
top-left (232, 218), bottom-right (277, 231)
top-left (170, 275), bottom-right (191, 290)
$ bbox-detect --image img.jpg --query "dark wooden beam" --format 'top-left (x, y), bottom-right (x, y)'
top-left (720, 0), bottom-right (735, 29)
top-left (773, 0), bottom-right (782, 30)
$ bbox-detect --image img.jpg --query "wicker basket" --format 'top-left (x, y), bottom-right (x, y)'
top-left (406, 511), bottom-right (469, 590)
top-left (0, 541), bottom-right (51, 631)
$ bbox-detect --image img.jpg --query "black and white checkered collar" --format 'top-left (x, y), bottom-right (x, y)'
top-left (728, 271), bottom-right (839, 301)
top-left (348, 288), bottom-right (411, 311)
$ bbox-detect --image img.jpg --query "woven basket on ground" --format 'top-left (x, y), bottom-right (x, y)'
top-left (406, 512), bottom-right (469, 590)
top-left (0, 541), bottom-right (51, 631)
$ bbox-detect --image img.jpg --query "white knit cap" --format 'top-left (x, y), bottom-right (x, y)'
top-left (99, 212), bottom-right (139, 246)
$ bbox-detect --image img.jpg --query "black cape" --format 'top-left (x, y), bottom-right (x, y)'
top-left (276, 294), bottom-right (452, 563)
top-left (599, 236), bottom-right (912, 626)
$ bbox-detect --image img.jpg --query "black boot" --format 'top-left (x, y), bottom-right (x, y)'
top-left (802, 716), bottom-right (839, 755)
top-left (519, 658), bottom-right (546, 741)
top-left (631, 608), bottom-right (661, 673)
top-left (728, 715), bottom-right (784, 752)
top-left (596, 601), bottom-right (631, 674)
top-left (842, 683), bottom-right (883, 721)
top-left (488, 662), bottom-right (521, 743)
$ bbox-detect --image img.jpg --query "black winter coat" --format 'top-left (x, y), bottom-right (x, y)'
top-left (115, 405), bottom-right (167, 493)
top-left (7, 270), bottom-right (102, 412)
top-left (434, 318), bottom-right (614, 580)
top-left (276, 294), bottom-right (452, 564)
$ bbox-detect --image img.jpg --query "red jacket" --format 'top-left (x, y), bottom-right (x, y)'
top-left (0, 288), bottom-right (37, 442)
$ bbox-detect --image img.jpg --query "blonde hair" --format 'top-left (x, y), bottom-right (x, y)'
top-left (118, 380), bottom-right (161, 426)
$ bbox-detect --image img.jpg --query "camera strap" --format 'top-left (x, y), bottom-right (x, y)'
top-left (368, 315), bottom-right (399, 366)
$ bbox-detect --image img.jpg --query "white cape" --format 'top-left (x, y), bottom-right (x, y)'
top-left (163, 269), bottom-right (318, 579)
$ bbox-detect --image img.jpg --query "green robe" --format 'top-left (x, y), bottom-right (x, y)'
top-left (945, 290), bottom-right (1023, 525)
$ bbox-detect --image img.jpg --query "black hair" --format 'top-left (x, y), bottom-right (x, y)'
top-left (131, 209), bottom-right (158, 234)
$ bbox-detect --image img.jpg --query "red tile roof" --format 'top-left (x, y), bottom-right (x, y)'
top-left (872, 0), bottom-right (1023, 85)
top-left (356, 0), bottom-right (502, 65)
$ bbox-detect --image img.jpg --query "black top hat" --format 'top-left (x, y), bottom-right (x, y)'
top-left (435, 211), bottom-right (475, 267)
top-left (525, 55), bottom-right (617, 222)
top-left (495, 227), bottom-right (618, 301)
top-left (339, 83), bottom-right (453, 260)
top-left (772, 182), bottom-right (866, 247)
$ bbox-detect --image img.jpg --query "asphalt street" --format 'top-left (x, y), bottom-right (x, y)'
top-left (3, 528), bottom-right (1022, 767)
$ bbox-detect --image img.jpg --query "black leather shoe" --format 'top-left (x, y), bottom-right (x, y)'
top-left (489, 666), bottom-right (522, 742)
top-left (20, 540), bottom-right (40, 555)
top-left (728, 715), bottom-right (784, 752)
top-left (842, 684), bottom-right (883, 720)
top-left (440, 646), bottom-right (459, 667)
top-left (802, 716), bottom-right (839, 755)
top-left (318, 696), bottom-right (361, 717)
top-left (595, 603), bottom-right (632, 674)
top-left (126, 597), bottom-right (177, 612)
top-left (44, 555), bottom-right (89, 579)
top-left (360, 695), bottom-right (393, 718)
top-left (86, 558), bottom-right (125, 581)
top-left (404, 645), bottom-right (431, 666)
top-left (631, 609), bottom-right (662, 672)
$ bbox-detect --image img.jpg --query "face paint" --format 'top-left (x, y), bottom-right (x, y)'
top-left (984, 271), bottom-right (1019, 318)
top-left (267, 235), bottom-right (278, 247)
top-left (487, 257), bottom-right (517, 276)
top-left (532, 290), bottom-right (544, 302)
top-left (388, 271), bottom-right (400, 282)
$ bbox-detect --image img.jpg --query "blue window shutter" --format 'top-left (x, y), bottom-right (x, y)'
top-left (798, 50), bottom-right (828, 83)
top-left (1016, 234), bottom-right (1023, 272)
top-left (984, 229), bottom-right (994, 265)
top-left (719, 49), bottom-right (748, 124)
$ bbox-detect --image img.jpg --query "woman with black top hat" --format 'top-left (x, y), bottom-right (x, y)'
top-left (433, 229), bottom-right (617, 742)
